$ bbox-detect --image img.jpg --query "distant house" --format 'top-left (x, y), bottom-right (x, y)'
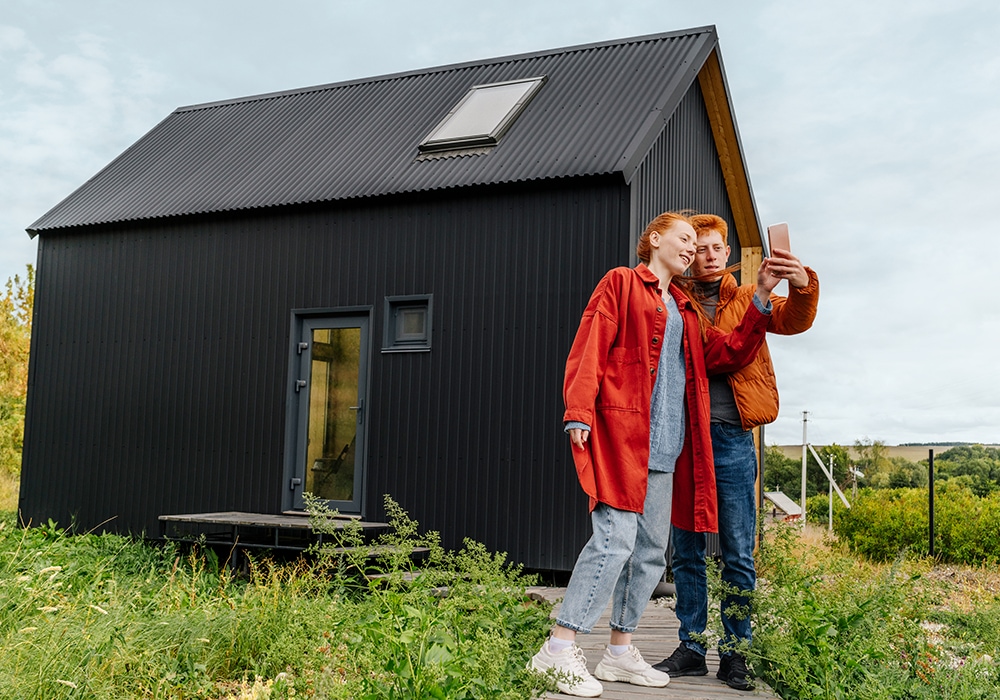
top-left (21, 26), bottom-right (767, 572)
top-left (763, 491), bottom-right (803, 522)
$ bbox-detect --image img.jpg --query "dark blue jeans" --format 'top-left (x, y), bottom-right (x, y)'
top-left (672, 422), bottom-right (757, 657)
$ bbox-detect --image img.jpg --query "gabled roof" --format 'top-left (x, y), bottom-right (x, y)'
top-left (29, 27), bottom-right (738, 235)
top-left (764, 491), bottom-right (803, 516)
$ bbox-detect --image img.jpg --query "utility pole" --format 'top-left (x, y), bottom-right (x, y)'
top-left (801, 411), bottom-right (809, 526)
top-left (929, 449), bottom-right (935, 558)
top-left (828, 455), bottom-right (834, 532)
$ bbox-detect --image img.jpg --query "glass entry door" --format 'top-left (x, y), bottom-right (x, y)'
top-left (289, 315), bottom-right (369, 513)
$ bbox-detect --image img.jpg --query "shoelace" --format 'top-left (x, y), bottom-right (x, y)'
top-left (568, 645), bottom-right (592, 675)
top-left (630, 646), bottom-right (656, 669)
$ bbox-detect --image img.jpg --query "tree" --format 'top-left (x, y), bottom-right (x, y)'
top-left (762, 444), bottom-right (835, 500)
top-left (853, 437), bottom-right (892, 488)
top-left (0, 265), bottom-right (34, 478)
top-left (931, 445), bottom-right (1000, 496)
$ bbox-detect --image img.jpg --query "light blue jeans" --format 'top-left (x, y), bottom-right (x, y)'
top-left (556, 470), bottom-right (674, 634)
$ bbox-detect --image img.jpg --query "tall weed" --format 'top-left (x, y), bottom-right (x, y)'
top-left (306, 494), bottom-right (552, 699)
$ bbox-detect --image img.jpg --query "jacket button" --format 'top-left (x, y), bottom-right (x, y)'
top-left (657, 306), bottom-right (663, 312)
top-left (649, 367), bottom-right (655, 375)
top-left (652, 337), bottom-right (659, 344)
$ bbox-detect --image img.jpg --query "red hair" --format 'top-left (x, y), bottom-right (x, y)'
top-left (689, 213), bottom-right (728, 238)
top-left (636, 211), bottom-right (693, 263)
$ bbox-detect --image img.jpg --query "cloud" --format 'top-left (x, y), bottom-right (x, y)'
top-left (1, 0), bottom-right (998, 448)
top-left (0, 21), bottom-right (171, 281)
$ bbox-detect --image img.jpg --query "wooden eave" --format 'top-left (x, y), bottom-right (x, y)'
top-left (697, 48), bottom-right (764, 271)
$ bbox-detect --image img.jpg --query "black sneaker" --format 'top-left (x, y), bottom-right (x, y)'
top-left (717, 653), bottom-right (754, 691)
top-left (652, 644), bottom-right (708, 677)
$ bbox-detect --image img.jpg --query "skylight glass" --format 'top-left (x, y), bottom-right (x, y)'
top-left (418, 76), bottom-right (547, 153)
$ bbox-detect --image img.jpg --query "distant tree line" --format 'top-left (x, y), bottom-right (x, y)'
top-left (764, 438), bottom-right (1000, 500)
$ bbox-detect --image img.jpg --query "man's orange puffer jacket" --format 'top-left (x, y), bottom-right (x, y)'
top-left (709, 269), bottom-right (819, 430)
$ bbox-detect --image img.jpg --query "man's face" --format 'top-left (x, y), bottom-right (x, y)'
top-left (692, 230), bottom-right (730, 276)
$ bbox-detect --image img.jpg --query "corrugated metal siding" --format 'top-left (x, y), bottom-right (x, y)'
top-left (29, 29), bottom-right (715, 233)
top-left (630, 84), bottom-right (738, 260)
top-left (21, 177), bottom-right (629, 571)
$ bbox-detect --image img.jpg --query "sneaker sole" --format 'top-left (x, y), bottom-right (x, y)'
top-left (594, 663), bottom-right (670, 688)
top-left (717, 672), bottom-right (754, 691)
top-left (658, 665), bottom-right (709, 677)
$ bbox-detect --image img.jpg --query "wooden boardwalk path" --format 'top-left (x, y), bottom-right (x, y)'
top-left (526, 587), bottom-right (780, 700)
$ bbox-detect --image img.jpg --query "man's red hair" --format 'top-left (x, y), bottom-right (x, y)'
top-left (689, 213), bottom-right (728, 238)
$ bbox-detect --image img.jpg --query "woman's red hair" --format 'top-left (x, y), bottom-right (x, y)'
top-left (636, 211), bottom-right (693, 263)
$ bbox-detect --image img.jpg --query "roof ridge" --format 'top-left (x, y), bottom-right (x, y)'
top-left (175, 26), bottom-right (717, 113)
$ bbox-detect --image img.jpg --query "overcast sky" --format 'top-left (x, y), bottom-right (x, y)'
top-left (2, 0), bottom-right (998, 447)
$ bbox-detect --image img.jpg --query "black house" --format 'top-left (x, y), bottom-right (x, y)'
top-left (22, 27), bottom-right (766, 572)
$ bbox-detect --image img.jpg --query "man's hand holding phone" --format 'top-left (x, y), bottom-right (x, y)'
top-left (766, 222), bottom-right (809, 288)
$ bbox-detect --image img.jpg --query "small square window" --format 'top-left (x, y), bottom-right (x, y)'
top-left (383, 295), bottom-right (433, 352)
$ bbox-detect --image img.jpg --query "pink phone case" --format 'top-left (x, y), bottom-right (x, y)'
top-left (767, 223), bottom-right (790, 253)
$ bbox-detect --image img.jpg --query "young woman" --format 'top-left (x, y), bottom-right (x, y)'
top-left (529, 211), bottom-right (782, 697)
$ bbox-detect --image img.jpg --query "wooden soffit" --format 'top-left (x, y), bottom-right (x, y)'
top-left (697, 49), bottom-right (763, 250)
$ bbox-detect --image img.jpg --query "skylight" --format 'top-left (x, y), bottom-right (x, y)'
top-left (418, 76), bottom-right (547, 153)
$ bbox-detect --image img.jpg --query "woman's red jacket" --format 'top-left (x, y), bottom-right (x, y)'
top-left (563, 264), bottom-right (770, 533)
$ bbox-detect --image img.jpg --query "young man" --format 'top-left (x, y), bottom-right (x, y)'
top-left (654, 214), bottom-right (819, 690)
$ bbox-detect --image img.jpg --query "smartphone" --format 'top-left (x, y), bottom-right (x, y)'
top-left (767, 222), bottom-right (790, 254)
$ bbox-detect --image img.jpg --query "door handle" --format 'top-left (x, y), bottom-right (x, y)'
top-left (349, 399), bottom-right (364, 423)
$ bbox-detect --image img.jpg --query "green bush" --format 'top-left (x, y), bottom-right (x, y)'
top-left (833, 484), bottom-right (1000, 566)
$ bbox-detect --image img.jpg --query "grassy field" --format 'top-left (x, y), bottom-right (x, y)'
top-left (2, 491), bottom-right (999, 698)
top-left (0, 499), bottom-right (554, 699)
top-left (751, 522), bottom-right (1000, 699)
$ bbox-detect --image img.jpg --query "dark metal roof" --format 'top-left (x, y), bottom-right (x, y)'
top-left (28, 27), bottom-right (719, 234)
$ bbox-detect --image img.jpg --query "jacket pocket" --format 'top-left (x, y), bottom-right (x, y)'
top-left (596, 346), bottom-right (644, 411)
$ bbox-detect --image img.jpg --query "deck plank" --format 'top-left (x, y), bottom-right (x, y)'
top-left (526, 587), bottom-right (779, 699)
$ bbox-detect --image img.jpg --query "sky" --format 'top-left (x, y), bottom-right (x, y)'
top-left (2, 0), bottom-right (998, 447)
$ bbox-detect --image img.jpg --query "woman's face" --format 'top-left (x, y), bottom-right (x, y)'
top-left (650, 220), bottom-right (697, 277)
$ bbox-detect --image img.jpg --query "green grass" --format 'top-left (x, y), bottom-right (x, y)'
top-left (0, 500), bottom-right (553, 699)
top-left (7, 497), bottom-right (1000, 699)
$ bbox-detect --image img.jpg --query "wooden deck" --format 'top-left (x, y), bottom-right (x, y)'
top-left (157, 511), bottom-right (389, 555)
top-left (525, 587), bottom-right (780, 700)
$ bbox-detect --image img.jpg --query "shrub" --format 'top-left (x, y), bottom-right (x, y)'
top-left (833, 484), bottom-right (1000, 566)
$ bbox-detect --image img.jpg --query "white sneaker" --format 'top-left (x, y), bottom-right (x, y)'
top-left (594, 645), bottom-right (670, 687)
top-left (529, 640), bottom-right (604, 697)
